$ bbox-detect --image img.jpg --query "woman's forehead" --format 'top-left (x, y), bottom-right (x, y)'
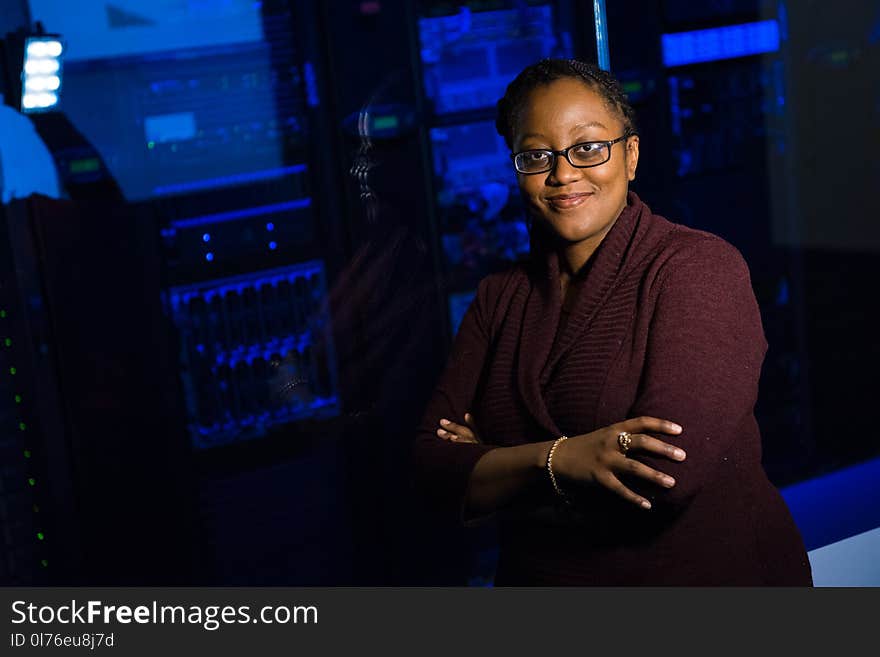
top-left (519, 120), bottom-right (610, 141)
top-left (516, 81), bottom-right (620, 140)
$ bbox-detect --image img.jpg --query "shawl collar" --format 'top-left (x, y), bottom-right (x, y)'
top-left (514, 191), bottom-right (649, 437)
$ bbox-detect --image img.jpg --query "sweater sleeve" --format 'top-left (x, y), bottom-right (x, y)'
top-left (623, 236), bottom-right (768, 509)
top-left (410, 275), bottom-right (501, 524)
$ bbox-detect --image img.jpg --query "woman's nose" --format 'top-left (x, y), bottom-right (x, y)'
top-left (547, 152), bottom-right (582, 184)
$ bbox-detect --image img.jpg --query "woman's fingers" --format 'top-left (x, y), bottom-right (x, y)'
top-left (437, 418), bottom-right (478, 443)
top-left (620, 416), bottom-right (683, 436)
top-left (596, 472), bottom-right (653, 510)
top-left (617, 454), bottom-right (676, 488)
top-left (463, 412), bottom-right (483, 443)
top-left (630, 433), bottom-right (686, 461)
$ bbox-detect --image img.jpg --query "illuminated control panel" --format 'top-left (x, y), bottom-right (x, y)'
top-left (167, 261), bottom-right (339, 449)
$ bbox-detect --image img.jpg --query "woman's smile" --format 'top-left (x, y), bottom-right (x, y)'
top-left (546, 192), bottom-right (594, 210)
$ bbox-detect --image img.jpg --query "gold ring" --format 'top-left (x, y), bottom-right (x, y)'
top-left (617, 431), bottom-right (633, 455)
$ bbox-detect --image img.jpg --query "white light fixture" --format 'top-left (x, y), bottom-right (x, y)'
top-left (24, 75), bottom-right (60, 92)
top-left (25, 40), bottom-right (62, 58)
top-left (24, 58), bottom-right (60, 75)
top-left (19, 35), bottom-right (64, 113)
top-left (22, 92), bottom-right (58, 110)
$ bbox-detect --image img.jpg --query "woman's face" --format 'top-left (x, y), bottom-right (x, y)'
top-left (513, 77), bottom-right (639, 254)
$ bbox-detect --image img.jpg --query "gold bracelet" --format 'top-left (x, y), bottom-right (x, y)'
top-left (546, 435), bottom-right (571, 505)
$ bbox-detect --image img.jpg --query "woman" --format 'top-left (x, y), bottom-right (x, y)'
top-left (411, 58), bottom-right (812, 586)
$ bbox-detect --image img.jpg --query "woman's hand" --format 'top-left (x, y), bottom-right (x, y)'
top-left (552, 416), bottom-right (686, 509)
top-left (437, 412), bottom-right (482, 443)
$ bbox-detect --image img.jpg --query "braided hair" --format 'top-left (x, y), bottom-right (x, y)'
top-left (495, 58), bottom-right (638, 149)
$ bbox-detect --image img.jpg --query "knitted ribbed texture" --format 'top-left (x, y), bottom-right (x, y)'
top-left (412, 192), bottom-right (812, 585)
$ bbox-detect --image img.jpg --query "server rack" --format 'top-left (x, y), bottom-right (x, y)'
top-left (0, 204), bottom-right (52, 585)
top-left (144, 1), bottom-right (343, 452)
top-left (0, 196), bottom-right (195, 585)
top-left (140, 0), bottom-right (357, 584)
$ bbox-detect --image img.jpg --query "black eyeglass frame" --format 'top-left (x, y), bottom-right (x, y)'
top-left (510, 131), bottom-right (635, 175)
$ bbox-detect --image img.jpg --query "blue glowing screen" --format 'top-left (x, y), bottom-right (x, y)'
top-left (662, 20), bottom-right (780, 67)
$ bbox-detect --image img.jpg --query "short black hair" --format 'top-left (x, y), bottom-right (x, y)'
top-left (495, 58), bottom-right (638, 150)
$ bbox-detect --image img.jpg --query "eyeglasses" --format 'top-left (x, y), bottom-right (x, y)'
top-left (511, 132), bottom-right (632, 175)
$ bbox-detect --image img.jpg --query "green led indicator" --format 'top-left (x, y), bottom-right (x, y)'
top-left (147, 141), bottom-right (155, 149)
top-left (69, 158), bottom-right (100, 174)
top-left (623, 81), bottom-right (644, 95)
top-left (4, 338), bottom-right (10, 347)
top-left (23, 449), bottom-right (31, 458)
top-left (373, 115), bottom-right (399, 131)
top-left (37, 532), bottom-right (44, 540)
top-left (41, 560), bottom-right (48, 567)
top-left (14, 394), bottom-right (22, 403)
top-left (28, 478), bottom-right (35, 486)
top-left (9, 367), bottom-right (16, 375)
top-left (0, 310), bottom-right (6, 318)
top-left (19, 421), bottom-right (26, 431)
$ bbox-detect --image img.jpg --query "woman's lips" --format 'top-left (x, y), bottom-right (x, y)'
top-left (546, 193), bottom-right (593, 209)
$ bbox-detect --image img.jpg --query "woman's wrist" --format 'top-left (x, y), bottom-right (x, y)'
top-left (546, 436), bottom-right (571, 504)
top-left (535, 439), bottom-right (558, 470)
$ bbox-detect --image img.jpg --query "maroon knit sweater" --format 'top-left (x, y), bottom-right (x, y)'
top-left (412, 192), bottom-right (812, 586)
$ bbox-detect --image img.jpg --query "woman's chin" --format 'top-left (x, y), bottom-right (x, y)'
top-left (546, 218), bottom-right (602, 244)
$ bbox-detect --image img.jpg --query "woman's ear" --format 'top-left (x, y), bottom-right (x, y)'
top-left (625, 135), bottom-right (640, 182)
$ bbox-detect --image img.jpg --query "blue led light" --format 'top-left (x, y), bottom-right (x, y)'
top-left (662, 20), bottom-right (780, 67)
top-left (304, 61), bottom-right (320, 108)
top-left (269, 241), bottom-right (278, 250)
top-left (593, 0), bottom-right (610, 71)
top-left (266, 222), bottom-right (275, 231)
top-left (206, 252), bottom-right (214, 262)
top-left (171, 198), bottom-right (312, 230)
top-left (153, 164), bottom-right (307, 196)
top-left (776, 278), bottom-right (790, 306)
top-left (202, 233), bottom-right (211, 242)
top-left (169, 262), bottom-right (323, 306)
